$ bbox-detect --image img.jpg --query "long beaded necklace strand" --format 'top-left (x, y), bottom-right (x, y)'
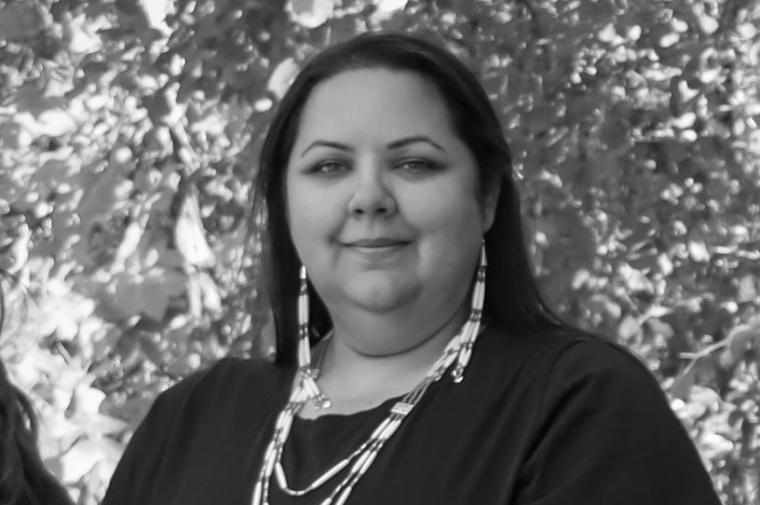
top-left (251, 248), bottom-right (487, 505)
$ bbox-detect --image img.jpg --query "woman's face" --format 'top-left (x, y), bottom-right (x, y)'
top-left (285, 68), bottom-right (498, 325)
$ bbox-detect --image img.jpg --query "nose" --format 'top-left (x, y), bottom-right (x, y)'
top-left (347, 163), bottom-right (397, 218)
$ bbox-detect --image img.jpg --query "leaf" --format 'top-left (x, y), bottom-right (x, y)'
top-left (695, 13), bottom-right (719, 35)
top-left (737, 274), bottom-right (757, 303)
top-left (110, 218), bottom-right (148, 274)
top-left (620, 263), bottom-right (654, 294)
top-left (672, 397), bottom-right (707, 422)
top-left (598, 23), bottom-right (617, 43)
top-left (174, 186), bottom-right (216, 269)
top-left (0, 120), bottom-right (31, 149)
top-left (59, 439), bottom-right (105, 483)
top-left (527, 104), bottom-right (557, 133)
top-left (585, 293), bottom-right (622, 320)
top-left (0, 222), bottom-right (30, 274)
top-left (35, 152), bottom-right (83, 189)
top-left (600, 117), bottom-right (628, 150)
top-left (737, 22), bottom-right (757, 39)
top-left (617, 314), bottom-right (641, 341)
top-left (26, 109), bottom-right (78, 138)
top-left (139, 268), bottom-right (186, 321)
top-left (107, 267), bottom-right (186, 320)
top-left (647, 317), bottom-right (675, 339)
top-left (115, 0), bottom-right (170, 39)
top-left (670, 364), bottom-right (696, 401)
top-left (645, 305), bottom-right (672, 319)
top-left (187, 270), bottom-right (203, 318)
top-left (15, 83), bottom-right (67, 115)
top-left (566, 96), bottom-right (599, 124)
top-left (267, 58), bottom-right (300, 100)
top-left (144, 88), bottom-right (175, 122)
top-left (328, 13), bottom-right (361, 44)
top-left (287, 0), bottom-right (333, 29)
top-left (197, 271), bottom-right (222, 317)
top-left (723, 324), bottom-right (760, 367)
top-left (658, 31), bottom-right (680, 48)
top-left (372, 0), bottom-right (409, 22)
top-left (35, 279), bottom-right (95, 341)
top-left (138, 0), bottom-right (172, 29)
top-left (690, 385), bottom-right (721, 412)
top-left (581, 152), bottom-right (617, 186)
top-left (69, 384), bottom-right (106, 416)
top-left (137, 330), bottom-right (167, 366)
top-left (77, 169), bottom-right (134, 226)
top-left (688, 239), bottom-right (711, 263)
top-left (698, 66), bottom-right (722, 85)
top-left (0, 4), bottom-right (45, 41)
top-left (65, 15), bottom-right (104, 54)
top-left (699, 432), bottom-right (733, 460)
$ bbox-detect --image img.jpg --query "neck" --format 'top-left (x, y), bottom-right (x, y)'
top-left (308, 301), bottom-right (469, 415)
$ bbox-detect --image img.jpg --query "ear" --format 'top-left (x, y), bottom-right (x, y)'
top-left (482, 181), bottom-right (501, 232)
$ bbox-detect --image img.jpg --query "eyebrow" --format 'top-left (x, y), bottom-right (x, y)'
top-left (300, 140), bottom-right (352, 157)
top-left (388, 135), bottom-right (446, 152)
top-left (299, 135), bottom-right (446, 157)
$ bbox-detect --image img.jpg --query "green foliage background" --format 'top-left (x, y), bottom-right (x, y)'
top-left (1, 0), bottom-right (759, 502)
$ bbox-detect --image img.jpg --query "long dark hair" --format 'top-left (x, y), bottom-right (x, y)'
top-left (0, 271), bottom-right (73, 505)
top-left (254, 32), bottom-right (568, 365)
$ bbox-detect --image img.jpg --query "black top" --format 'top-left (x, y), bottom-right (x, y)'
top-left (102, 327), bottom-right (721, 505)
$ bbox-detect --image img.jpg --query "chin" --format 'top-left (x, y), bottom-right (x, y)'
top-left (346, 281), bottom-right (417, 313)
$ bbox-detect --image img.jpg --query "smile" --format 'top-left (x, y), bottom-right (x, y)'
top-left (348, 237), bottom-right (409, 247)
top-left (344, 238), bottom-right (411, 253)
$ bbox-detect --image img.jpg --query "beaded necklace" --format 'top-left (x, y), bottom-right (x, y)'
top-left (251, 247), bottom-right (487, 505)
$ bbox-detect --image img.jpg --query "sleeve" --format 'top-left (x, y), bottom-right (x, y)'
top-left (100, 369), bottom-right (210, 505)
top-left (514, 340), bottom-right (722, 505)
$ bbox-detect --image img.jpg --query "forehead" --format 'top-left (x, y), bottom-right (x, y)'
top-left (293, 69), bottom-right (457, 144)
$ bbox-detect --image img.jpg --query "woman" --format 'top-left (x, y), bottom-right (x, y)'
top-left (0, 270), bottom-right (74, 505)
top-left (103, 33), bottom-right (721, 504)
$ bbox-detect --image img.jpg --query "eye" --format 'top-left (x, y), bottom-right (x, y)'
top-left (311, 160), bottom-right (350, 175)
top-left (396, 159), bottom-right (439, 173)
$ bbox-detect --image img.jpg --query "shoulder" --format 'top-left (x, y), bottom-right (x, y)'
top-left (546, 336), bottom-right (659, 391)
top-left (485, 323), bottom-right (650, 374)
top-left (148, 356), bottom-right (291, 421)
top-left (476, 324), bottom-right (624, 374)
top-left (190, 356), bottom-right (290, 396)
top-left (533, 335), bottom-right (671, 421)
top-left (505, 332), bottom-right (721, 504)
top-left (479, 325), bottom-right (662, 405)
top-left (103, 357), bottom-right (292, 504)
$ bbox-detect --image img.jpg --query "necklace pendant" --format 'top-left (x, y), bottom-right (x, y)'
top-left (312, 393), bottom-right (332, 410)
top-left (451, 366), bottom-right (465, 383)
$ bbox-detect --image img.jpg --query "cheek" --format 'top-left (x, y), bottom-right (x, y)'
top-left (287, 208), bottom-right (318, 245)
top-left (285, 184), bottom-right (341, 255)
top-left (284, 185), bottom-right (309, 249)
top-left (419, 206), bottom-right (483, 287)
top-left (415, 187), bottom-right (485, 234)
top-left (415, 197), bottom-right (485, 270)
top-left (288, 218), bottom-right (323, 273)
top-left (284, 178), bottom-right (312, 228)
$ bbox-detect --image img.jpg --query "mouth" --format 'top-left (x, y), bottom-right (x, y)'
top-left (345, 238), bottom-right (411, 249)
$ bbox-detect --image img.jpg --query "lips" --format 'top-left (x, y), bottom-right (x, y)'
top-left (345, 238), bottom-right (410, 248)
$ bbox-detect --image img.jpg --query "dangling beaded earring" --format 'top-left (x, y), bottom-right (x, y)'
top-left (252, 244), bottom-right (488, 505)
top-left (297, 265), bottom-right (331, 409)
top-left (452, 240), bottom-right (486, 382)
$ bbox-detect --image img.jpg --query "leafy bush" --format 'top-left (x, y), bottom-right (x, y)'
top-left (1, 0), bottom-right (758, 503)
